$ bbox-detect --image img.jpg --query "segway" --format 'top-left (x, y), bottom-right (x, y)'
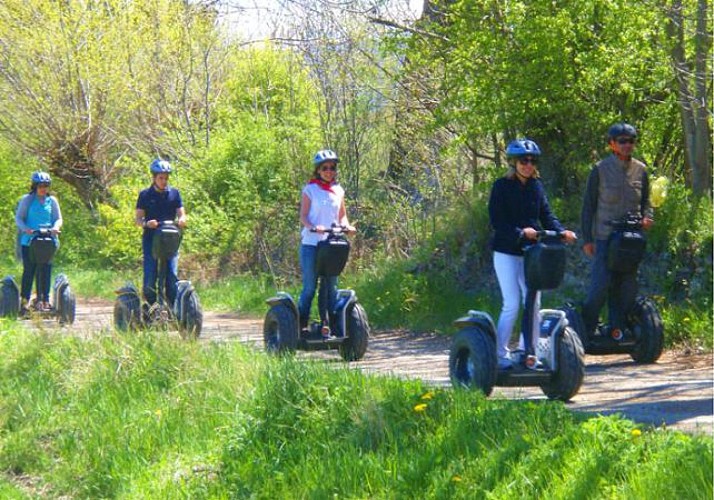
top-left (561, 215), bottom-right (664, 363)
top-left (449, 231), bottom-right (585, 401)
top-left (114, 221), bottom-right (203, 339)
top-left (263, 226), bottom-right (370, 361)
top-left (0, 229), bottom-right (76, 324)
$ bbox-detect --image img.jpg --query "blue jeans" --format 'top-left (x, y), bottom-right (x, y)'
top-left (142, 239), bottom-right (178, 306)
top-left (582, 239), bottom-right (638, 335)
top-left (20, 245), bottom-right (51, 302)
top-left (297, 244), bottom-right (337, 329)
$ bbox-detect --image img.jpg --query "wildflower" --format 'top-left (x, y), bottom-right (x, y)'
top-left (421, 391), bottom-right (435, 400)
top-left (155, 409), bottom-right (163, 418)
top-left (452, 475), bottom-right (462, 482)
top-left (631, 429), bottom-right (642, 438)
top-left (413, 403), bottom-right (428, 413)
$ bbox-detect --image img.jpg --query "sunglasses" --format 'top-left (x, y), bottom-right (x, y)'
top-left (518, 157), bottom-right (538, 165)
top-left (320, 165), bottom-right (337, 171)
top-left (616, 137), bottom-right (636, 145)
top-left (37, 183), bottom-right (50, 188)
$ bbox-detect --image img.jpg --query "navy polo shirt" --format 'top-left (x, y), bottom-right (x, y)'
top-left (136, 185), bottom-right (183, 244)
top-left (488, 176), bottom-right (564, 256)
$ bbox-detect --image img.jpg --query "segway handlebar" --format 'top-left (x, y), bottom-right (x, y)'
top-left (607, 214), bottom-right (643, 231)
top-left (309, 224), bottom-right (352, 235)
top-left (534, 230), bottom-right (577, 241)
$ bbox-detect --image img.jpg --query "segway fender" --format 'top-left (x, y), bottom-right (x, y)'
top-left (266, 291), bottom-right (298, 317)
top-left (537, 309), bottom-right (568, 370)
top-left (53, 274), bottom-right (76, 325)
top-left (174, 280), bottom-right (202, 339)
top-left (0, 275), bottom-right (20, 318)
top-left (453, 310), bottom-right (497, 337)
top-left (333, 289), bottom-right (357, 337)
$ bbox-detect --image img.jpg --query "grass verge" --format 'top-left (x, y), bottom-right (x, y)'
top-left (0, 321), bottom-right (710, 498)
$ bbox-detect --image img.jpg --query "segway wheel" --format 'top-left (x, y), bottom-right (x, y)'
top-left (629, 297), bottom-right (664, 364)
top-left (339, 303), bottom-right (370, 361)
top-left (178, 290), bottom-right (203, 340)
top-left (540, 326), bottom-right (585, 401)
top-left (58, 287), bottom-right (76, 325)
top-left (0, 276), bottom-right (20, 319)
top-left (449, 327), bottom-right (497, 396)
top-left (263, 303), bottom-right (298, 354)
top-left (114, 292), bottom-right (142, 332)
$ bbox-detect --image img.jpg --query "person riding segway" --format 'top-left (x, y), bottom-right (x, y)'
top-left (565, 123), bottom-right (663, 363)
top-left (263, 150), bottom-right (369, 361)
top-left (114, 158), bottom-right (202, 338)
top-left (449, 139), bottom-right (584, 400)
top-left (0, 171), bottom-right (76, 324)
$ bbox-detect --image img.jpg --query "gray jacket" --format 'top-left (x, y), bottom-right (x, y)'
top-left (582, 154), bottom-right (651, 244)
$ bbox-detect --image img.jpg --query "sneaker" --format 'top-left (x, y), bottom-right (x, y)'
top-left (498, 357), bottom-right (513, 370)
top-left (524, 355), bottom-right (544, 371)
top-left (321, 323), bottom-right (332, 340)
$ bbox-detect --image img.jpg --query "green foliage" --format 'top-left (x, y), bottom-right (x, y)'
top-left (0, 325), bottom-right (710, 497)
top-left (0, 325), bottom-right (261, 498)
top-left (408, 0), bottom-right (696, 194)
top-left (0, 0), bottom-right (223, 207)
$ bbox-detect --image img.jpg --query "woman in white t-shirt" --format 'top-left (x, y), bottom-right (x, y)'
top-left (298, 149), bottom-right (356, 338)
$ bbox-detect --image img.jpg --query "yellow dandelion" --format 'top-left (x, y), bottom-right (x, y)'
top-left (413, 403), bottom-right (428, 413)
top-left (154, 409), bottom-right (163, 418)
top-left (421, 391), bottom-right (435, 400)
top-left (632, 429), bottom-right (642, 438)
top-left (452, 475), bottom-right (462, 483)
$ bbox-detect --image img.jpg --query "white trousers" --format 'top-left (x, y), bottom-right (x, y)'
top-left (493, 251), bottom-right (540, 358)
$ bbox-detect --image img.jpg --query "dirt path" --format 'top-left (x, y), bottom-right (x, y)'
top-left (52, 299), bottom-right (714, 434)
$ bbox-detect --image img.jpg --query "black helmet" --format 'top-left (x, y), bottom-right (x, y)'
top-left (607, 123), bottom-right (637, 140)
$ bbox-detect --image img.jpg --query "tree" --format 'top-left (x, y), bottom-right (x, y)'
top-left (401, 0), bottom-right (710, 197)
top-left (0, 0), bottom-right (224, 211)
top-left (667, 0), bottom-right (712, 197)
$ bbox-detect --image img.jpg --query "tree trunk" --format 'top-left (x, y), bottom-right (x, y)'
top-left (668, 0), bottom-right (712, 197)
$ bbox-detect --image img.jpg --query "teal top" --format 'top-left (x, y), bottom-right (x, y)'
top-left (15, 193), bottom-right (63, 247)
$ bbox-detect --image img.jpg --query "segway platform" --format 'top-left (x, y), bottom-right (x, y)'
top-left (495, 363), bottom-right (552, 386)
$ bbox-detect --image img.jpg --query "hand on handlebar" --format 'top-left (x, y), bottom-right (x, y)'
top-left (561, 230), bottom-right (577, 244)
top-left (641, 217), bottom-right (654, 231)
top-left (145, 219), bottom-right (159, 229)
top-left (522, 227), bottom-right (538, 241)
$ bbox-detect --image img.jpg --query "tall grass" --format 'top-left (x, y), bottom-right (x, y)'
top-left (0, 322), bottom-right (710, 498)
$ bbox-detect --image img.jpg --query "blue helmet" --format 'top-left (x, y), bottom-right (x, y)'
top-left (313, 149), bottom-right (339, 166)
top-left (505, 139), bottom-right (541, 158)
top-left (150, 158), bottom-right (172, 175)
top-left (31, 171), bottom-right (51, 185)
top-left (607, 122), bottom-right (637, 140)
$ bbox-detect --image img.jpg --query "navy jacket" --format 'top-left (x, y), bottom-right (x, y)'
top-left (488, 176), bottom-right (564, 256)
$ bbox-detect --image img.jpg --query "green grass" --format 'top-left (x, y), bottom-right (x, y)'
top-left (0, 321), bottom-right (710, 498)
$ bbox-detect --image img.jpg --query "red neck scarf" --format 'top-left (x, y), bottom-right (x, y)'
top-left (309, 178), bottom-right (336, 193)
